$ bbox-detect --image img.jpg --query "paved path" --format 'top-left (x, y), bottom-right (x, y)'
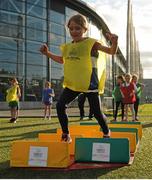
top-left (0, 107), bottom-right (89, 118)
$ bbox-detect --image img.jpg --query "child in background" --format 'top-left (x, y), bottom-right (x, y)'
top-left (112, 75), bottom-right (125, 121)
top-left (42, 81), bottom-right (55, 120)
top-left (131, 74), bottom-right (145, 121)
top-left (40, 14), bottom-right (118, 143)
top-left (120, 74), bottom-right (136, 121)
top-left (6, 78), bottom-right (21, 123)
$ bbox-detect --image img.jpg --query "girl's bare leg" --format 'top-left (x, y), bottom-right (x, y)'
top-left (48, 105), bottom-right (51, 120)
top-left (44, 105), bottom-right (47, 119)
top-left (129, 104), bottom-right (135, 121)
top-left (16, 108), bottom-right (19, 119)
top-left (123, 104), bottom-right (128, 121)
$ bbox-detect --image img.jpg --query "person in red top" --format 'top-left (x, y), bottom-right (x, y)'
top-left (120, 73), bottom-right (136, 121)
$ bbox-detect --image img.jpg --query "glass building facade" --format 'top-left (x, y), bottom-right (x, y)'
top-left (0, 0), bottom-right (126, 108)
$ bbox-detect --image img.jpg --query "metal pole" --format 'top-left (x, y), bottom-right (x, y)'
top-left (112, 55), bottom-right (115, 117)
top-left (126, 0), bottom-right (131, 73)
top-left (47, 0), bottom-right (50, 81)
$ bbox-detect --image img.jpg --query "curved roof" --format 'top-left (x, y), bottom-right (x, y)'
top-left (65, 0), bottom-right (126, 64)
top-left (66, 0), bottom-right (110, 32)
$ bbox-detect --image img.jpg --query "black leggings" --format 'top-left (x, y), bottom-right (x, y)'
top-left (134, 98), bottom-right (140, 117)
top-left (56, 88), bottom-right (109, 135)
top-left (114, 101), bottom-right (124, 120)
top-left (78, 93), bottom-right (94, 118)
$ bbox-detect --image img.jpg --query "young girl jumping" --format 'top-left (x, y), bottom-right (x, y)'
top-left (40, 14), bottom-right (118, 143)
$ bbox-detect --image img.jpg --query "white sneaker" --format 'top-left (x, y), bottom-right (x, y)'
top-left (135, 116), bottom-right (139, 121)
top-left (48, 116), bottom-right (51, 120)
top-left (43, 116), bottom-right (47, 120)
top-left (61, 133), bottom-right (72, 144)
top-left (122, 117), bottom-right (128, 122)
top-left (10, 118), bottom-right (17, 123)
top-left (103, 130), bottom-right (111, 138)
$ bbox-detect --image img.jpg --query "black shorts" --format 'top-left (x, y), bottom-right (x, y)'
top-left (9, 101), bottom-right (19, 109)
top-left (44, 101), bottom-right (52, 106)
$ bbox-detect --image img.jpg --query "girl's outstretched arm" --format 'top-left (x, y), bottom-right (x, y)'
top-left (40, 44), bottom-right (64, 64)
top-left (96, 32), bottom-right (118, 55)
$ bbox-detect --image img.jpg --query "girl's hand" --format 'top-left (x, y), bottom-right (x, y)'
top-left (40, 44), bottom-right (49, 56)
top-left (130, 92), bottom-right (134, 97)
top-left (106, 32), bottom-right (118, 43)
top-left (49, 93), bottom-right (55, 97)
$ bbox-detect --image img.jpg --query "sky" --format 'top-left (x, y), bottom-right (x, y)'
top-left (82, 0), bottom-right (152, 79)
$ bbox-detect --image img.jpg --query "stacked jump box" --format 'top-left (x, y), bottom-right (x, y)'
top-left (75, 138), bottom-right (130, 163)
top-left (10, 141), bottom-right (70, 168)
top-left (80, 121), bottom-right (142, 140)
top-left (72, 122), bottom-right (142, 163)
top-left (10, 121), bottom-right (142, 168)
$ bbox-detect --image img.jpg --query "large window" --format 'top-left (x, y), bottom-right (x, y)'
top-left (0, 0), bottom-right (25, 13)
top-left (0, 0), bottom-right (47, 102)
top-left (0, 10), bottom-right (25, 80)
top-left (48, 10), bottom-right (65, 99)
top-left (25, 0), bottom-right (47, 101)
top-left (0, 0), bottom-right (126, 105)
top-left (65, 7), bottom-right (77, 42)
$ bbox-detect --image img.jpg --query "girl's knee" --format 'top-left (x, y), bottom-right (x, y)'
top-left (56, 101), bottom-right (60, 110)
top-left (56, 101), bottom-right (65, 112)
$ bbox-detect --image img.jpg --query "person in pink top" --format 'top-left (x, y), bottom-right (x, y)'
top-left (120, 73), bottom-right (136, 121)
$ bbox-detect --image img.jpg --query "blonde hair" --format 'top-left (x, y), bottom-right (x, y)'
top-left (45, 81), bottom-right (51, 88)
top-left (125, 73), bottom-right (131, 78)
top-left (10, 77), bottom-right (18, 85)
top-left (132, 74), bottom-right (138, 79)
top-left (67, 14), bottom-right (88, 30)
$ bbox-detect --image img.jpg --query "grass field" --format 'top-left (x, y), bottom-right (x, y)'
top-left (0, 104), bottom-right (152, 179)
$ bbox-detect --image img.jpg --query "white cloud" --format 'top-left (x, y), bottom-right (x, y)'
top-left (82, 0), bottom-right (152, 79)
top-left (143, 69), bottom-right (152, 79)
top-left (141, 53), bottom-right (152, 70)
top-left (86, 0), bottom-right (127, 54)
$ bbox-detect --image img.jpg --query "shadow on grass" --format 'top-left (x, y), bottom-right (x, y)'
top-left (0, 118), bottom-right (98, 143)
top-left (0, 122), bottom-right (58, 131)
top-left (142, 123), bottom-right (152, 129)
top-left (0, 117), bottom-right (88, 131)
top-left (0, 128), bottom-right (57, 143)
top-left (0, 160), bottom-right (119, 179)
top-left (0, 145), bottom-right (10, 149)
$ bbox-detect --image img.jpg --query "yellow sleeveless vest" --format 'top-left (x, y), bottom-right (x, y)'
top-left (98, 51), bottom-right (107, 94)
top-left (6, 85), bottom-right (19, 102)
top-left (60, 38), bottom-right (106, 93)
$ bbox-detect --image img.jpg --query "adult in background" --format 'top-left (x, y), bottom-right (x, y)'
top-left (78, 93), bottom-right (94, 120)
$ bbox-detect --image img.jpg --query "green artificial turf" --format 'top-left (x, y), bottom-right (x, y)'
top-left (0, 104), bottom-right (152, 179)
